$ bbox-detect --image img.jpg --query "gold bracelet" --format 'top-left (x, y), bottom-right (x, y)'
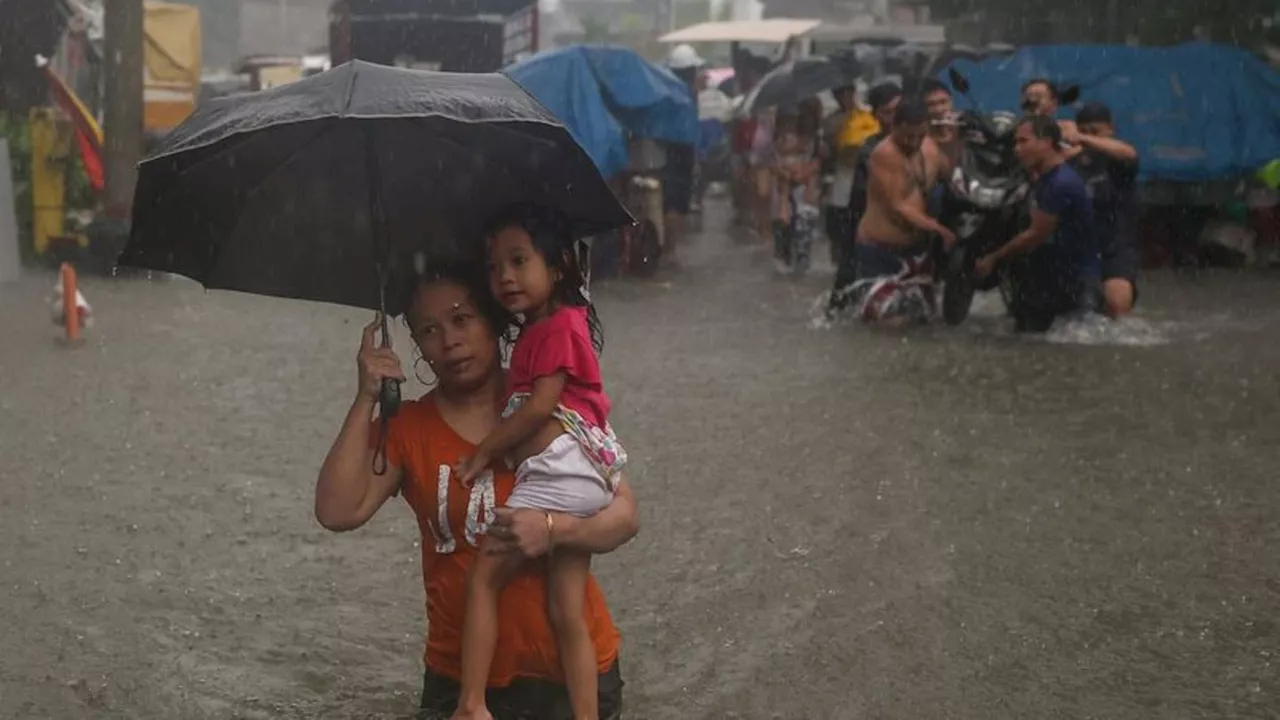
top-left (544, 511), bottom-right (556, 557)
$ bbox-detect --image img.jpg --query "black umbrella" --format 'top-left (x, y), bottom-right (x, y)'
top-left (122, 60), bottom-right (630, 314)
top-left (740, 54), bottom-right (861, 115)
top-left (119, 60), bottom-right (632, 454)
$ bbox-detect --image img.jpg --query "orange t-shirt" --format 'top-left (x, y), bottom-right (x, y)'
top-left (379, 394), bottom-right (621, 686)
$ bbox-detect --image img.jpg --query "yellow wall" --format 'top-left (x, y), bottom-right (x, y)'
top-left (29, 108), bottom-right (72, 256)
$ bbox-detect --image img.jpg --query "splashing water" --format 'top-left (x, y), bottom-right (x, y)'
top-left (811, 289), bottom-right (1173, 346)
top-left (967, 290), bottom-right (1008, 319)
top-left (808, 290), bottom-right (839, 330)
top-left (1042, 313), bottom-right (1171, 347)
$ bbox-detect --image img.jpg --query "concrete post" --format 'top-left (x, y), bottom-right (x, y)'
top-left (103, 0), bottom-right (145, 219)
top-left (0, 139), bottom-right (20, 284)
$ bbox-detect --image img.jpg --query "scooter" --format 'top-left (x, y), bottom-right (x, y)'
top-left (936, 68), bottom-right (1079, 325)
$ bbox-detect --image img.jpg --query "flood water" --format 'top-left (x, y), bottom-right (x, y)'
top-left (1, 198), bottom-right (1277, 718)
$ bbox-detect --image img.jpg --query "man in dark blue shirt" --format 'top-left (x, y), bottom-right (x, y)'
top-left (1066, 102), bottom-right (1140, 317)
top-left (975, 115), bottom-right (1100, 332)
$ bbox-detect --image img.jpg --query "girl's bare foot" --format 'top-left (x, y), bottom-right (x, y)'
top-left (449, 707), bottom-right (493, 720)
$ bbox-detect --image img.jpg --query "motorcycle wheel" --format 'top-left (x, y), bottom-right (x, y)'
top-left (941, 246), bottom-right (976, 325)
top-left (975, 274), bottom-right (1002, 292)
top-left (997, 270), bottom-right (1015, 316)
top-left (626, 219), bottom-right (662, 278)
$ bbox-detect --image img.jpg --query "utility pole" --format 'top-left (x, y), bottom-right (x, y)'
top-left (103, 0), bottom-right (145, 218)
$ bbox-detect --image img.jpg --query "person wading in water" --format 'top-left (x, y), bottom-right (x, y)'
top-left (825, 82), bottom-right (904, 315)
top-left (1064, 102), bottom-right (1141, 317)
top-left (830, 99), bottom-right (954, 323)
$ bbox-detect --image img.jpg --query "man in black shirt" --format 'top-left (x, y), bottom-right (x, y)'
top-left (1065, 102), bottom-right (1140, 316)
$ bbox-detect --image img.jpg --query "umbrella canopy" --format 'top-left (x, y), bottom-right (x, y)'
top-left (120, 60), bottom-right (632, 316)
top-left (740, 54), bottom-right (861, 116)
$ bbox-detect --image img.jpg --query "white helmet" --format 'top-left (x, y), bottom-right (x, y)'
top-left (668, 44), bottom-right (706, 70)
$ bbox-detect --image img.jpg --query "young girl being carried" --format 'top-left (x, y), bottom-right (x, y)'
top-left (452, 206), bottom-right (626, 720)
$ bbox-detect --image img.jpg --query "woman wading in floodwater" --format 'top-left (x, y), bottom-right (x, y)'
top-left (315, 259), bottom-right (638, 719)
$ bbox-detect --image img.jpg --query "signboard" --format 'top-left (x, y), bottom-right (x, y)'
top-left (333, 0), bottom-right (537, 72)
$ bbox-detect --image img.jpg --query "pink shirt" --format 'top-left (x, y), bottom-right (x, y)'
top-left (508, 306), bottom-right (610, 428)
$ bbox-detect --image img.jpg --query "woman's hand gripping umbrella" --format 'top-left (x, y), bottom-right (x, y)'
top-left (117, 60), bottom-right (634, 472)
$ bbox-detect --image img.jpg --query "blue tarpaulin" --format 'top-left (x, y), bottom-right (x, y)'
top-left (505, 45), bottom-right (700, 178)
top-left (942, 43), bottom-right (1280, 182)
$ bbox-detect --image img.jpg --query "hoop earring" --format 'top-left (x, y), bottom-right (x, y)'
top-left (414, 354), bottom-right (438, 388)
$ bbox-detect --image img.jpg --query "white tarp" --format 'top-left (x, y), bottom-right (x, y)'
top-left (805, 22), bottom-right (947, 46)
top-left (659, 19), bottom-right (821, 45)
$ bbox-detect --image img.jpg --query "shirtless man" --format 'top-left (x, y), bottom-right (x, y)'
top-left (856, 101), bottom-right (954, 276)
top-left (830, 100), bottom-right (954, 322)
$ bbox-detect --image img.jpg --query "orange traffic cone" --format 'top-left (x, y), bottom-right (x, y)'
top-left (53, 263), bottom-right (91, 345)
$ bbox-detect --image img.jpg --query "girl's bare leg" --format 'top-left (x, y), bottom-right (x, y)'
top-left (452, 538), bottom-right (523, 720)
top-left (547, 550), bottom-right (597, 720)
top-left (755, 169), bottom-right (773, 241)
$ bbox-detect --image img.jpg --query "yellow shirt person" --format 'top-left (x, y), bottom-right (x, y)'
top-left (838, 108), bottom-right (881, 150)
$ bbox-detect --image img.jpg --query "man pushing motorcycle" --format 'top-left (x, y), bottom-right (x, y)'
top-left (838, 99), bottom-right (956, 324)
top-left (974, 115), bottom-right (1101, 332)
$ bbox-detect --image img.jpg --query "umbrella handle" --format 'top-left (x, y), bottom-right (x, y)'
top-left (372, 378), bottom-right (401, 476)
top-left (380, 377), bottom-right (401, 418)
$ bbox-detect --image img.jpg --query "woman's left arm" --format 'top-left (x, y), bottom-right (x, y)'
top-left (487, 477), bottom-right (640, 558)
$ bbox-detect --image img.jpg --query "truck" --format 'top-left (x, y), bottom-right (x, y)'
top-left (329, 0), bottom-right (538, 73)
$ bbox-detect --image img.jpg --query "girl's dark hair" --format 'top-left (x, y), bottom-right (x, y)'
top-left (401, 255), bottom-right (517, 348)
top-left (484, 204), bottom-right (604, 354)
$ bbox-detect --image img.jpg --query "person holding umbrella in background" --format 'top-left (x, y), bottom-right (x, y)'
top-left (769, 109), bottom-right (822, 273)
top-left (738, 52), bottom-right (861, 268)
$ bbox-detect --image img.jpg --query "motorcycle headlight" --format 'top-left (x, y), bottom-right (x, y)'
top-left (971, 184), bottom-right (1006, 209)
top-left (959, 177), bottom-right (1005, 209)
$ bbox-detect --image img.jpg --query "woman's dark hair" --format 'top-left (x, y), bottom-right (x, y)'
top-left (401, 255), bottom-right (517, 348)
top-left (483, 204), bottom-right (604, 354)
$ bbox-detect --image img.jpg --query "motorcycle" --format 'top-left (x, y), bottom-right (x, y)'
top-left (937, 68), bottom-right (1079, 325)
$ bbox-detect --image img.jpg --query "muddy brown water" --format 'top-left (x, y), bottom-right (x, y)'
top-left (2, 202), bottom-right (1278, 718)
